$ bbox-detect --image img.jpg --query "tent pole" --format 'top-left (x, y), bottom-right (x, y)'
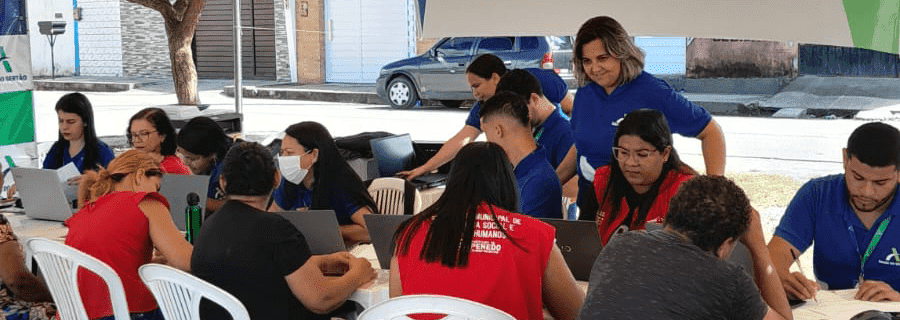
top-left (233, 0), bottom-right (242, 114)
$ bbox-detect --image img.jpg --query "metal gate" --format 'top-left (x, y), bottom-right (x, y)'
top-left (195, 0), bottom-right (277, 80)
top-left (799, 44), bottom-right (899, 77)
top-left (325, 0), bottom-right (415, 83)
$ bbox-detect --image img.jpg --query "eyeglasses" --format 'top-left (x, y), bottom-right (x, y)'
top-left (128, 130), bottom-right (158, 142)
top-left (612, 147), bottom-right (659, 163)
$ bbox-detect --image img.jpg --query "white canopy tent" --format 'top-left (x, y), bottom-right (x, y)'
top-left (422, 0), bottom-right (898, 52)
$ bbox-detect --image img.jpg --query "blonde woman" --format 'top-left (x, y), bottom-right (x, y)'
top-left (65, 150), bottom-right (192, 320)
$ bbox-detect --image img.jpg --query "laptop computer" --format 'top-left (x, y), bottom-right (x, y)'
top-left (364, 214), bottom-right (413, 269)
top-left (274, 210), bottom-right (346, 255)
top-left (539, 218), bottom-right (603, 281)
top-left (369, 134), bottom-right (446, 189)
top-left (10, 167), bottom-right (74, 222)
top-left (158, 175), bottom-right (209, 231)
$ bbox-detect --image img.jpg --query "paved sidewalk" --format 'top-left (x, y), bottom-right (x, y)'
top-left (33, 75), bottom-right (900, 119)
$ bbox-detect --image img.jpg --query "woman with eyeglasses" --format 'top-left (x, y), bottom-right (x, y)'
top-left (176, 116), bottom-right (238, 212)
top-left (270, 121), bottom-right (379, 245)
top-left (127, 108), bottom-right (190, 175)
top-left (65, 149), bottom-right (192, 320)
top-left (593, 109), bottom-right (696, 245)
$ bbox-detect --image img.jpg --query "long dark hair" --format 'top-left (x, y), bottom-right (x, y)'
top-left (601, 109), bottom-right (695, 231)
top-left (466, 54), bottom-right (508, 79)
top-left (127, 107), bottom-right (178, 156)
top-left (282, 121), bottom-right (379, 214)
top-left (177, 116), bottom-right (234, 162)
top-left (395, 142), bottom-right (521, 268)
top-left (49, 92), bottom-right (104, 171)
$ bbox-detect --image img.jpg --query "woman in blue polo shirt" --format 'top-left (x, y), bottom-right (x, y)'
top-left (176, 116), bottom-right (237, 213)
top-left (270, 121), bottom-right (379, 245)
top-left (7, 93), bottom-right (114, 199)
top-left (557, 16), bottom-right (726, 221)
top-left (44, 92), bottom-right (115, 173)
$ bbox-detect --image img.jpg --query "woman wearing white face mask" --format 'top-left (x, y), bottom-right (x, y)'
top-left (270, 121), bottom-right (379, 245)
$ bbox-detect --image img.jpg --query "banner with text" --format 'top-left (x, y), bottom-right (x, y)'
top-left (0, 35), bottom-right (32, 93)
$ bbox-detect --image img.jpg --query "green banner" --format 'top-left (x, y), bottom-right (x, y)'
top-left (844, 0), bottom-right (900, 53)
top-left (0, 90), bottom-right (34, 145)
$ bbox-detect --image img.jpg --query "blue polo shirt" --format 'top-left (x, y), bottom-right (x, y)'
top-left (466, 69), bottom-right (572, 168)
top-left (206, 161), bottom-right (224, 200)
top-left (515, 147), bottom-right (562, 219)
top-left (571, 71), bottom-right (711, 183)
top-left (465, 68), bottom-right (568, 131)
top-left (533, 109), bottom-right (573, 168)
top-left (272, 179), bottom-right (363, 225)
top-left (774, 174), bottom-right (900, 290)
top-left (43, 140), bottom-right (115, 172)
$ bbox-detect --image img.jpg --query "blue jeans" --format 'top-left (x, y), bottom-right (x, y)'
top-left (95, 309), bottom-right (163, 320)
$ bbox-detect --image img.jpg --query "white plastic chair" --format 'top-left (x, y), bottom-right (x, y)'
top-left (139, 263), bottom-right (251, 320)
top-left (369, 177), bottom-right (409, 215)
top-left (357, 294), bottom-right (516, 320)
top-left (24, 237), bottom-right (131, 320)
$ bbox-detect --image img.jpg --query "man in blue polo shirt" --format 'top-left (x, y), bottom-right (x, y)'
top-left (479, 91), bottom-right (562, 219)
top-left (495, 69), bottom-right (574, 168)
top-left (769, 122), bottom-right (900, 302)
top-left (400, 53), bottom-right (573, 181)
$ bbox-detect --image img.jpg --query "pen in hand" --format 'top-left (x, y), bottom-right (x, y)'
top-left (791, 249), bottom-right (818, 302)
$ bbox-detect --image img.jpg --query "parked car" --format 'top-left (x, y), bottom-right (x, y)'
top-left (376, 36), bottom-right (573, 109)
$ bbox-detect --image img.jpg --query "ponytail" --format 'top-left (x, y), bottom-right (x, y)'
top-left (76, 150), bottom-right (161, 209)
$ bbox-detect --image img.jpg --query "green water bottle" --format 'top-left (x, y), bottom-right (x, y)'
top-left (185, 192), bottom-right (202, 243)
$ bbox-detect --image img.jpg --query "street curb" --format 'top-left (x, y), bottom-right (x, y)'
top-left (34, 80), bottom-right (139, 92)
top-left (224, 85), bottom-right (385, 105)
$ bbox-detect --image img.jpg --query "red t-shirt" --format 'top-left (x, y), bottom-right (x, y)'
top-left (65, 191), bottom-right (169, 318)
top-left (593, 165), bottom-right (693, 245)
top-left (160, 155), bottom-right (190, 175)
top-left (396, 204), bottom-right (555, 320)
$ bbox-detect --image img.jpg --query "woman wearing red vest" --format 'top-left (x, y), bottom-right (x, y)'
top-left (391, 142), bottom-right (584, 320)
top-left (65, 150), bottom-right (193, 320)
top-left (593, 109), bottom-right (697, 245)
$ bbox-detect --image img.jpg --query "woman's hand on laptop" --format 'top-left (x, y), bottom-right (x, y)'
top-left (5, 185), bottom-right (15, 200)
top-left (66, 175), bottom-right (83, 186)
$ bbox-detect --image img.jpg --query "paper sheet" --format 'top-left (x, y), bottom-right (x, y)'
top-left (793, 289), bottom-right (900, 320)
top-left (56, 163), bottom-right (80, 203)
top-left (56, 162), bottom-right (80, 182)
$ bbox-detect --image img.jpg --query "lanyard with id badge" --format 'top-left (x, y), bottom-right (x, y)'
top-left (847, 214), bottom-right (892, 287)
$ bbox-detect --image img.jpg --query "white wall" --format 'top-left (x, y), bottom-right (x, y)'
top-left (27, 0), bottom-right (76, 77)
top-left (76, 0), bottom-right (123, 77)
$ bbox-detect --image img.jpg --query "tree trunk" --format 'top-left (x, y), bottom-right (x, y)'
top-left (126, 0), bottom-right (206, 106)
top-left (165, 22), bottom-right (199, 105)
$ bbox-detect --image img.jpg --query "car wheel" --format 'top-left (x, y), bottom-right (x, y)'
top-left (440, 100), bottom-right (463, 108)
top-left (387, 76), bottom-right (418, 109)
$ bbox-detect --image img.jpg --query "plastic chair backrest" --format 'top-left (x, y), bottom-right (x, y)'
top-left (357, 294), bottom-right (516, 320)
top-left (368, 177), bottom-right (407, 215)
top-left (24, 237), bottom-right (131, 320)
top-left (139, 263), bottom-right (251, 320)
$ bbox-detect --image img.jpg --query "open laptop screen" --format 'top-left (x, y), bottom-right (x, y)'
top-left (369, 134), bottom-right (416, 177)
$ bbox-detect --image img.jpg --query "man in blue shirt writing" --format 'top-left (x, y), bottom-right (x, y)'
top-left (769, 122), bottom-right (900, 302)
top-left (480, 91), bottom-right (562, 219)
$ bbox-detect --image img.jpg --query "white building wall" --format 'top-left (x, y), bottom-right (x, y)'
top-left (76, 0), bottom-right (123, 76)
top-left (26, 0), bottom-right (76, 77)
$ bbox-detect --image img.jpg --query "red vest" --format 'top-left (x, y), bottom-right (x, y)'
top-left (593, 166), bottom-right (693, 245)
top-left (397, 204), bottom-right (555, 320)
top-left (65, 192), bottom-right (168, 318)
top-left (160, 155), bottom-right (190, 175)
